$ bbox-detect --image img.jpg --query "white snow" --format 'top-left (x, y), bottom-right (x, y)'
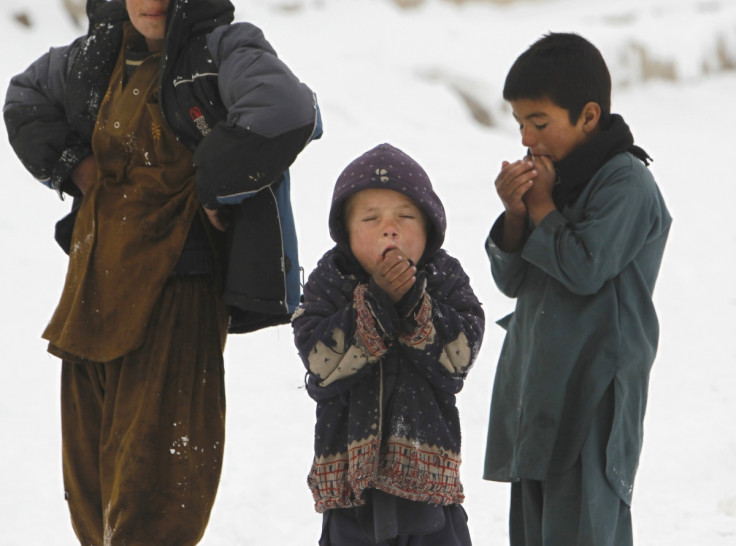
top-left (1, 0), bottom-right (735, 544)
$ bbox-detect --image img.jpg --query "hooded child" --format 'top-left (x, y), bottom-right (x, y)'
top-left (292, 143), bottom-right (485, 545)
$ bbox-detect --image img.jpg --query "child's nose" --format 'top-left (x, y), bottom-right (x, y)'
top-left (382, 221), bottom-right (398, 238)
top-left (521, 128), bottom-right (536, 148)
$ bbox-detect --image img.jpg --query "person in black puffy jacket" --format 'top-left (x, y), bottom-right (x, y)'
top-left (3, 0), bottom-right (320, 543)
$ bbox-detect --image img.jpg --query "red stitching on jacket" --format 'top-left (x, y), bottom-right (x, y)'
top-left (399, 292), bottom-right (433, 346)
top-left (354, 284), bottom-right (387, 357)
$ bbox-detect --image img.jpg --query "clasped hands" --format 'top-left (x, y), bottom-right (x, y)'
top-left (494, 155), bottom-right (557, 226)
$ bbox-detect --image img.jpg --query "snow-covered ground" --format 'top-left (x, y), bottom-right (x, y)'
top-left (1, 0), bottom-right (735, 544)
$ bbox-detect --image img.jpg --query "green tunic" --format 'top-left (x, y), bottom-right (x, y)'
top-left (483, 152), bottom-right (671, 505)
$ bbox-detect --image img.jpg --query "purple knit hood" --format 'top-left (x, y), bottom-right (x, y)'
top-left (328, 143), bottom-right (447, 260)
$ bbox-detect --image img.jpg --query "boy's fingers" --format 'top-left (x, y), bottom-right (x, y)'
top-left (500, 171), bottom-right (535, 203)
top-left (384, 263), bottom-right (414, 286)
top-left (377, 253), bottom-right (404, 277)
top-left (532, 155), bottom-right (554, 173)
top-left (512, 180), bottom-right (533, 200)
top-left (394, 277), bottom-right (416, 298)
top-left (376, 259), bottom-right (416, 291)
top-left (383, 249), bottom-right (410, 268)
top-left (497, 160), bottom-right (535, 188)
top-left (386, 271), bottom-right (416, 301)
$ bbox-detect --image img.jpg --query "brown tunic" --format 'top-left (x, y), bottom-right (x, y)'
top-left (44, 24), bottom-right (201, 363)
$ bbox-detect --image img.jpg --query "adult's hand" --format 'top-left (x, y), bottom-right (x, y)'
top-left (203, 206), bottom-right (228, 232)
top-left (71, 155), bottom-right (98, 194)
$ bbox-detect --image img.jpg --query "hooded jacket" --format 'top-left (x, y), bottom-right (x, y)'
top-left (292, 144), bottom-right (485, 512)
top-left (3, 0), bottom-right (321, 333)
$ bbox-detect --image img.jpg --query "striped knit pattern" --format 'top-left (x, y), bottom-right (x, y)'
top-left (309, 435), bottom-right (463, 513)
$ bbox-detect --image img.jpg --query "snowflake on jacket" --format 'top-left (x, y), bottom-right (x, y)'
top-left (292, 144), bottom-right (484, 513)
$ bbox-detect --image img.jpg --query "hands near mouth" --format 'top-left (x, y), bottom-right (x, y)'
top-left (495, 155), bottom-right (557, 228)
top-left (372, 247), bottom-right (417, 303)
top-left (493, 155), bottom-right (558, 252)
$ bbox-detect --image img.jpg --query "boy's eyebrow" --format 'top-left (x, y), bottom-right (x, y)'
top-left (512, 111), bottom-right (549, 122)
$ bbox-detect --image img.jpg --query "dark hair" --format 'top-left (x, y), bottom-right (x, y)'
top-left (503, 32), bottom-right (611, 126)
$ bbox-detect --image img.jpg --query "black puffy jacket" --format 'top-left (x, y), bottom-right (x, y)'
top-left (4, 0), bottom-right (322, 333)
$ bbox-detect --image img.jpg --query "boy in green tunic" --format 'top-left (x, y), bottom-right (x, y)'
top-left (483, 32), bottom-right (672, 545)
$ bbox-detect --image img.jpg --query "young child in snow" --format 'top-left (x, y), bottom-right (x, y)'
top-left (292, 143), bottom-right (485, 545)
top-left (482, 33), bottom-right (672, 545)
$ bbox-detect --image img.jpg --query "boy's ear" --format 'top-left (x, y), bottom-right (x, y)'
top-left (580, 102), bottom-right (601, 133)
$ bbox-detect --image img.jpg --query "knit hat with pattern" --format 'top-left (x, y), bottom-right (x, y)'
top-left (328, 143), bottom-right (447, 260)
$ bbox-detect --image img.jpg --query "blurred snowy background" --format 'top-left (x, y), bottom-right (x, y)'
top-left (1, 0), bottom-right (735, 544)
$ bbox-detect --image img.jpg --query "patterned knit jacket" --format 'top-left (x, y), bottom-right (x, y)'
top-left (292, 247), bottom-right (484, 513)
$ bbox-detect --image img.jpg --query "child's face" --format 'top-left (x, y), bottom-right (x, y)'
top-left (126, 0), bottom-right (170, 52)
top-left (510, 97), bottom-right (598, 162)
top-left (345, 189), bottom-right (427, 276)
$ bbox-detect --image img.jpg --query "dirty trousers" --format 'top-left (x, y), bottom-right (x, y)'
top-left (60, 275), bottom-right (227, 545)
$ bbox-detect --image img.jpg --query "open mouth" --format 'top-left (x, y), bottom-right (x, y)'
top-left (382, 246), bottom-right (397, 258)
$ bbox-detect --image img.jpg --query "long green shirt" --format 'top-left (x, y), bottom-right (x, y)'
top-left (483, 152), bottom-right (671, 505)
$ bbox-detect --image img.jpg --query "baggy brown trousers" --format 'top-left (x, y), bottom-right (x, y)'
top-left (60, 275), bottom-right (227, 545)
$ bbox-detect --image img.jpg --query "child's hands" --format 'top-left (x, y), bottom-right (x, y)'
top-left (523, 155), bottom-right (555, 203)
top-left (523, 155), bottom-right (557, 225)
top-left (372, 248), bottom-right (417, 303)
top-left (493, 158), bottom-right (536, 251)
top-left (494, 159), bottom-right (536, 219)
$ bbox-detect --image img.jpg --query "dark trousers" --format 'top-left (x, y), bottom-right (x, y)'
top-left (320, 502), bottom-right (472, 546)
top-left (60, 276), bottom-right (227, 546)
top-left (509, 385), bottom-right (633, 546)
